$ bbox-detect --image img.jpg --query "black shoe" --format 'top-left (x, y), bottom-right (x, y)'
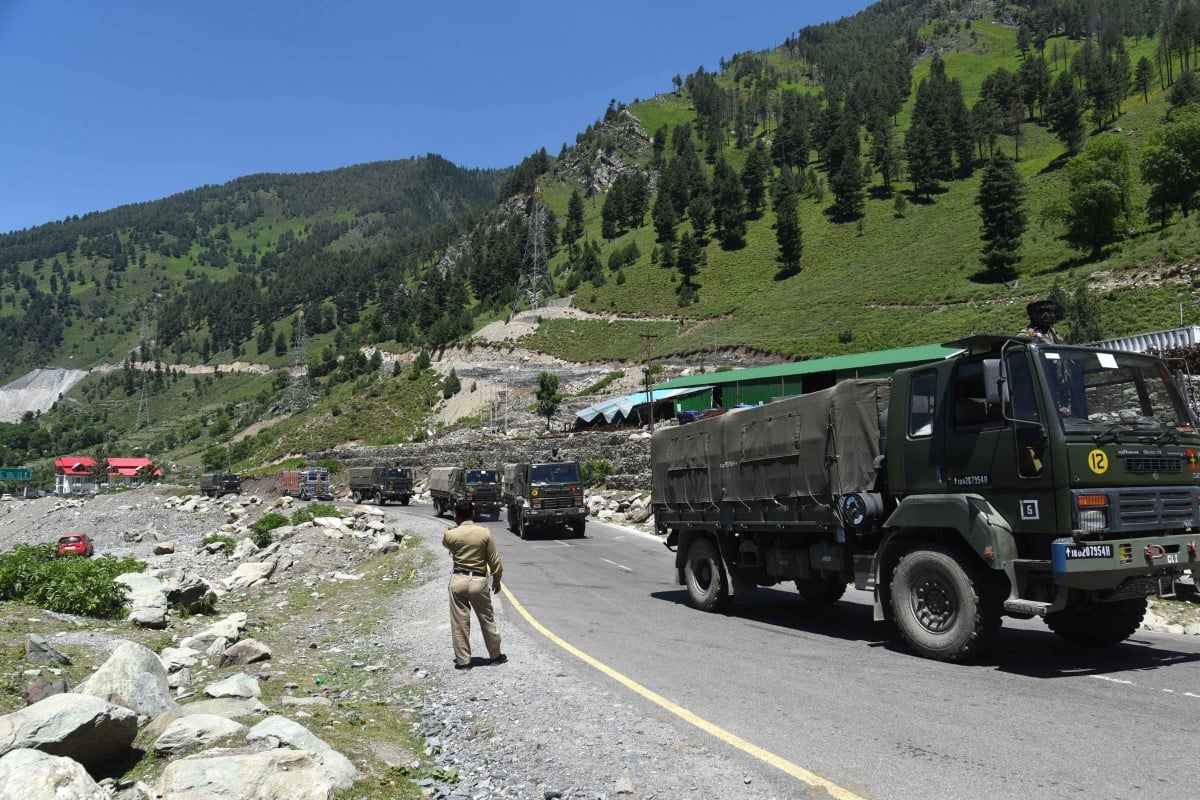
top-left (454, 661), bottom-right (471, 670)
top-left (489, 653), bottom-right (507, 665)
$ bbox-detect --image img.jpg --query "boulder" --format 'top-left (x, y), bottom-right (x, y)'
top-left (0, 694), bottom-right (137, 770)
top-left (115, 573), bottom-right (169, 629)
top-left (220, 639), bottom-right (272, 666)
top-left (23, 677), bottom-right (68, 706)
top-left (225, 561), bottom-right (276, 591)
top-left (0, 748), bottom-right (108, 800)
top-left (159, 646), bottom-right (201, 674)
top-left (174, 696), bottom-right (270, 719)
top-left (154, 750), bottom-right (335, 800)
top-left (73, 640), bottom-right (178, 718)
top-left (247, 715), bottom-right (362, 789)
top-left (179, 612), bottom-right (247, 650)
top-left (25, 634), bottom-right (71, 666)
top-left (230, 538), bottom-right (259, 561)
top-left (204, 672), bottom-right (261, 699)
top-left (153, 714), bottom-right (246, 755)
top-left (153, 541), bottom-right (175, 555)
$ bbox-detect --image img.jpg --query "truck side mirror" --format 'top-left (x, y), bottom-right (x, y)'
top-left (983, 358), bottom-right (1004, 407)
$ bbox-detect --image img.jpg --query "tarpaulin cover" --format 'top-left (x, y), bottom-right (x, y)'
top-left (651, 379), bottom-right (891, 506)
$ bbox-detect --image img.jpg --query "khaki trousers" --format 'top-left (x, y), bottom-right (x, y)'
top-left (449, 574), bottom-right (502, 665)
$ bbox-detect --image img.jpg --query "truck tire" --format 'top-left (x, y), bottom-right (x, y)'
top-left (400, 497), bottom-right (410, 506)
top-left (1045, 597), bottom-right (1147, 646)
top-left (351, 491), bottom-right (361, 504)
top-left (891, 544), bottom-right (999, 661)
top-left (570, 518), bottom-right (586, 538)
top-left (796, 578), bottom-right (847, 605)
top-left (517, 514), bottom-right (528, 539)
top-left (685, 537), bottom-right (731, 613)
top-left (506, 505), bottom-right (516, 533)
top-left (375, 491), bottom-right (385, 506)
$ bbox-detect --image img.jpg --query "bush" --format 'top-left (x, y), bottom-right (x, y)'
top-left (251, 512), bottom-right (289, 547)
top-left (581, 457), bottom-right (613, 487)
top-left (0, 544), bottom-right (145, 618)
top-left (201, 534), bottom-right (236, 556)
top-left (291, 503), bottom-right (338, 525)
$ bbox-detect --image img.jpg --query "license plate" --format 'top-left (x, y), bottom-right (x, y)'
top-left (1063, 544), bottom-right (1114, 559)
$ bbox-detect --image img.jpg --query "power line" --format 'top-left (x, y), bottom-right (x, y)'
top-left (510, 180), bottom-right (554, 321)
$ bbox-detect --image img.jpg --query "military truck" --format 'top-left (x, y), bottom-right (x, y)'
top-left (429, 466), bottom-right (502, 519)
top-left (347, 466), bottom-right (413, 505)
top-left (653, 333), bottom-right (1200, 661)
top-left (200, 472), bottom-right (242, 498)
top-left (502, 460), bottom-right (587, 538)
top-left (279, 467), bottom-right (332, 501)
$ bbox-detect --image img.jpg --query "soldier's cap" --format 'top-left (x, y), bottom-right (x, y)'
top-left (1026, 299), bottom-right (1064, 324)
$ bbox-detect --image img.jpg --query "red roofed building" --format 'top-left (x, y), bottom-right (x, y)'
top-left (54, 456), bottom-right (161, 496)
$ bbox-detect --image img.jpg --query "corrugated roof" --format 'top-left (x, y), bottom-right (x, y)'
top-left (654, 343), bottom-right (962, 390)
top-left (576, 385), bottom-right (712, 423)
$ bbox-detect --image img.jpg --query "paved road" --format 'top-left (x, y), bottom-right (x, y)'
top-left (408, 502), bottom-right (1200, 799)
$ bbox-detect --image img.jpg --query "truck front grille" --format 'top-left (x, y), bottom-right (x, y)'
top-left (1124, 456), bottom-right (1182, 474)
top-left (1113, 488), bottom-right (1197, 530)
top-left (540, 495), bottom-right (576, 510)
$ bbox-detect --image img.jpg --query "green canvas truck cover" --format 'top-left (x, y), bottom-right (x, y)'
top-left (652, 379), bottom-right (891, 505)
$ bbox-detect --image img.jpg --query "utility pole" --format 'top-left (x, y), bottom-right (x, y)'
top-left (640, 332), bottom-right (659, 429)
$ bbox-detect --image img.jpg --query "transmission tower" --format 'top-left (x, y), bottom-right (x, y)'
top-left (510, 180), bottom-right (554, 321)
top-left (135, 304), bottom-right (153, 430)
top-left (287, 308), bottom-right (313, 411)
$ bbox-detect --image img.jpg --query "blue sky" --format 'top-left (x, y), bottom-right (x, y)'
top-left (0, 1), bottom-right (871, 234)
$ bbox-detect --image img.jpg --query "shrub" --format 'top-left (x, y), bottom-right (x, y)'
top-left (0, 544), bottom-right (145, 618)
top-left (201, 533), bottom-right (236, 556)
top-left (251, 512), bottom-right (289, 547)
top-left (291, 503), bottom-right (337, 525)
top-left (581, 457), bottom-right (613, 487)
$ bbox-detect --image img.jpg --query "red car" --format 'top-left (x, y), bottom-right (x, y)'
top-left (57, 533), bottom-right (94, 557)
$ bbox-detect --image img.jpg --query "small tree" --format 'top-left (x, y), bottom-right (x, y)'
top-left (976, 151), bottom-right (1027, 280)
top-left (535, 371), bottom-right (560, 431)
top-left (442, 367), bottom-right (462, 399)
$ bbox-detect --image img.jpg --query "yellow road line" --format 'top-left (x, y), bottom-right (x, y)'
top-left (501, 585), bottom-right (867, 800)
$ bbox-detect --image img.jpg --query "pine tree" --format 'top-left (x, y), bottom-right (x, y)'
top-left (562, 190), bottom-right (585, 245)
top-left (773, 171), bottom-right (803, 278)
top-left (905, 121), bottom-right (940, 199)
top-left (675, 232), bottom-right (705, 300)
top-left (741, 141), bottom-right (772, 217)
top-left (652, 192), bottom-right (678, 243)
top-left (711, 156), bottom-right (747, 247)
top-left (1045, 71), bottom-right (1085, 154)
top-left (976, 151), bottom-right (1027, 280)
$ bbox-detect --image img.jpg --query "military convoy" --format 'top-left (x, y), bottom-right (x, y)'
top-left (429, 466), bottom-right (502, 519)
top-left (502, 460), bottom-right (587, 538)
top-left (199, 472), bottom-right (242, 498)
top-left (279, 467), bottom-right (333, 501)
top-left (347, 466), bottom-right (413, 505)
top-left (652, 332), bottom-right (1200, 661)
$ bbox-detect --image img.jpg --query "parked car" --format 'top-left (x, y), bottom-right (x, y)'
top-left (0, 494), bottom-right (12, 501)
top-left (57, 533), bottom-right (94, 557)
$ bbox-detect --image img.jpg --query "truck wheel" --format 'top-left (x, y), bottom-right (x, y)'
top-left (685, 537), bottom-right (731, 613)
top-left (400, 497), bottom-right (410, 506)
top-left (570, 518), bottom-right (586, 538)
top-left (1045, 597), bottom-right (1147, 646)
top-left (375, 491), bottom-right (385, 506)
top-left (351, 491), bottom-right (361, 504)
top-left (891, 544), bottom-right (999, 661)
top-left (796, 578), bottom-right (847, 605)
top-left (518, 514), bottom-right (528, 539)
top-left (506, 506), bottom-right (516, 533)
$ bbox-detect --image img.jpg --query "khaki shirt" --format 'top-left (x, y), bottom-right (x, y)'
top-left (442, 522), bottom-right (502, 579)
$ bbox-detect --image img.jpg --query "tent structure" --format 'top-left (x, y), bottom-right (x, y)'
top-left (574, 386), bottom-right (713, 428)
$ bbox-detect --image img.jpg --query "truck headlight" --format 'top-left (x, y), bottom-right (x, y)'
top-left (1077, 493), bottom-right (1109, 532)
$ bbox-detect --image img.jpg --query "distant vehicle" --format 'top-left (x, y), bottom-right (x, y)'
top-left (347, 465), bottom-right (413, 505)
top-left (57, 533), bottom-right (94, 557)
top-left (502, 460), bottom-right (586, 538)
top-left (429, 466), bottom-right (502, 519)
top-left (0, 494), bottom-right (12, 501)
top-left (200, 472), bottom-right (242, 498)
top-left (279, 467), bottom-right (333, 501)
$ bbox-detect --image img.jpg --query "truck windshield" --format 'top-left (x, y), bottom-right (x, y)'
top-left (1036, 348), bottom-right (1193, 433)
top-left (381, 468), bottom-right (410, 480)
top-left (530, 463), bottom-right (580, 483)
top-left (465, 469), bottom-right (498, 484)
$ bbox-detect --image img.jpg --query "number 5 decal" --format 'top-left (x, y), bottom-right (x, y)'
top-left (1087, 449), bottom-right (1108, 475)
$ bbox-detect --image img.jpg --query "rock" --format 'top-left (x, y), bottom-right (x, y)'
top-left (122, 530), bottom-right (144, 543)
top-left (0, 694), bottom-right (137, 770)
top-left (175, 696), bottom-right (270, 719)
top-left (369, 536), bottom-right (400, 555)
top-left (152, 569), bottom-right (216, 613)
top-left (153, 540), bottom-right (175, 555)
top-left (225, 560), bottom-right (276, 591)
top-left (231, 538), bottom-right (259, 561)
top-left (220, 639), bottom-right (272, 666)
top-left (0, 748), bottom-right (108, 800)
top-left (628, 506), bottom-right (652, 524)
top-left (160, 647), bottom-right (200, 674)
top-left (204, 672), bottom-right (261, 699)
top-left (615, 775), bottom-right (635, 794)
top-left (25, 634), bottom-right (72, 666)
top-left (246, 715), bottom-right (362, 789)
top-left (73, 640), bottom-right (178, 718)
top-left (153, 714), bottom-right (246, 755)
top-left (280, 695), bottom-right (333, 709)
top-left (180, 612), bottom-right (247, 650)
top-left (154, 749), bottom-right (335, 799)
top-left (1186, 623), bottom-right (1200, 636)
top-left (115, 573), bottom-right (169, 629)
top-left (24, 676), bottom-right (68, 705)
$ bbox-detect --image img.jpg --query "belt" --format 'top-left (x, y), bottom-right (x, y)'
top-left (453, 569), bottom-right (487, 578)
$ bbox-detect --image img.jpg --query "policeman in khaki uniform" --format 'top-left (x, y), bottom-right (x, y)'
top-left (442, 498), bottom-right (506, 670)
